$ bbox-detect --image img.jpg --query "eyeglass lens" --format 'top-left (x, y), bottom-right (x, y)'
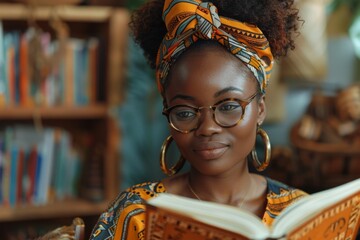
top-left (169, 100), bottom-right (244, 132)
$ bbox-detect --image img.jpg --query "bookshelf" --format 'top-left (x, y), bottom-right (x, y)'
top-left (0, 3), bottom-right (129, 237)
top-left (0, 199), bottom-right (109, 222)
top-left (0, 105), bottom-right (108, 119)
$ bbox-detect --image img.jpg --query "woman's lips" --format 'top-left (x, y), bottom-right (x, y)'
top-left (193, 142), bottom-right (229, 160)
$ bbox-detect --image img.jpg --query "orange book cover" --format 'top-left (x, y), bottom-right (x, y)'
top-left (146, 203), bottom-right (249, 240)
top-left (19, 34), bottom-right (30, 107)
top-left (287, 191), bottom-right (360, 240)
top-left (145, 178), bottom-right (360, 240)
top-left (7, 44), bottom-right (15, 105)
top-left (64, 40), bottom-right (74, 106)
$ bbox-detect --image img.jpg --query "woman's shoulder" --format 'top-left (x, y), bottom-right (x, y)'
top-left (90, 181), bottom-right (165, 239)
top-left (266, 177), bottom-right (308, 199)
top-left (264, 177), bottom-right (308, 211)
top-left (262, 177), bottom-right (308, 226)
top-left (108, 181), bottom-right (166, 211)
top-left (125, 181), bottom-right (167, 200)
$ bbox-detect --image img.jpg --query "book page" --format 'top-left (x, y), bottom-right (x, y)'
top-left (146, 193), bottom-right (270, 239)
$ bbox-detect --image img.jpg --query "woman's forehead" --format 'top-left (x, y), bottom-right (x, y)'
top-left (165, 49), bottom-right (257, 102)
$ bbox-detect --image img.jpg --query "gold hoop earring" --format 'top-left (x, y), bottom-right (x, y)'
top-left (160, 135), bottom-right (185, 176)
top-left (251, 128), bottom-right (271, 171)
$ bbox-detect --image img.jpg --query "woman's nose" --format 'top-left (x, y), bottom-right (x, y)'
top-left (194, 108), bottom-right (222, 136)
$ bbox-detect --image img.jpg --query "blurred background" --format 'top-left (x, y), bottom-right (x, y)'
top-left (0, 0), bottom-right (359, 239)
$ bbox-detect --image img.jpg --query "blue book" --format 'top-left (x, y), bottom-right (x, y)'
top-left (9, 144), bottom-right (18, 207)
top-left (3, 33), bottom-right (13, 104)
top-left (72, 39), bottom-right (87, 106)
top-left (33, 151), bottom-right (42, 205)
top-left (35, 129), bottom-right (55, 205)
top-left (0, 139), bottom-right (4, 204)
top-left (81, 41), bottom-right (90, 105)
top-left (12, 31), bottom-right (20, 105)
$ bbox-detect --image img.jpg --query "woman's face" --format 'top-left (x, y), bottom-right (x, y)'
top-left (164, 45), bottom-right (266, 176)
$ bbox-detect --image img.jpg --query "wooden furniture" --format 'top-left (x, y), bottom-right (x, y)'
top-left (291, 122), bottom-right (360, 192)
top-left (0, 3), bottom-right (129, 238)
top-left (289, 89), bottom-right (360, 193)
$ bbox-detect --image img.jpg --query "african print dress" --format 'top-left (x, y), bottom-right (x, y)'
top-left (89, 178), bottom-right (307, 240)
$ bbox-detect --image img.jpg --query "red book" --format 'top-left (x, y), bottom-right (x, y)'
top-left (7, 45), bottom-right (16, 105)
top-left (16, 149), bottom-right (25, 204)
top-left (19, 34), bottom-right (30, 107)
top-left (26, 147), bottom-right (38, 203)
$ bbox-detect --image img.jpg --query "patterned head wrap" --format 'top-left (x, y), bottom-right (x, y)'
top-left (156, 0), bottom-right (274, 95)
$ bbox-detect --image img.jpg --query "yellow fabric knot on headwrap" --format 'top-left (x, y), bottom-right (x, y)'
top-left (156, 0), bottom-right (274, 95)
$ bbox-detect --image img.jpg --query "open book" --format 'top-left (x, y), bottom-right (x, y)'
top-left (145, 178), bottom-right (360, 240)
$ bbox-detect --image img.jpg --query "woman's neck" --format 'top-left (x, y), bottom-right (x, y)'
top-left (187, 168), bottom-right (254, 206)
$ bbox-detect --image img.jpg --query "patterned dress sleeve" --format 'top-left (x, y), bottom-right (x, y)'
top-left (89, 182), bottom-right (165, 240)
top-left (262, 178), bottom-right (308, 226)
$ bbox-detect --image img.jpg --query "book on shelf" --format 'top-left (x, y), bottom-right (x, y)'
top-left (145, 178), bottom-right (360, 240)
top-left (0, 21), bottom-right (100, 107)
top-left (0, 125), bottom-right (83, 207)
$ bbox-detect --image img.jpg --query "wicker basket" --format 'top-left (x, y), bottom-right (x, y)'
top-left (290, 122), bottom-right (360, 191)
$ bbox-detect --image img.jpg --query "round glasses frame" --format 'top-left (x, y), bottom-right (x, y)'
top-left (162, 92), bottom-right (259, 133)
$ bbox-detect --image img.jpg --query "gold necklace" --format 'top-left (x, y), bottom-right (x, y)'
top-left (187, 179), bottom-right (251, 208)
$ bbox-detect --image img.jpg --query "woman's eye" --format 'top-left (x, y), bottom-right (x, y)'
top-left (219, 102), bottom-right (241, 112)
top-left (174, 109), bottom-right (196, 120)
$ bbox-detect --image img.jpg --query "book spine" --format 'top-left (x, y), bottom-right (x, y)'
top-left (4, 33), bottom-right (15, 105)
top-left (13, 32), bottom-right (20, 105)
top-left (16, 149), bottom-right (25, 204)
top-left (35, 129), bottom-right (55, 205)
top-left (0, 125), bottom-right (87, 206)
top-left (0, 21), bottom-right (6, 106)
top-left (64, 40), bottom-right (74, 106)
top-left (19, 34), bottom-right (29, 107)
top-left (9, 145), bottom-right (18, 206)
top-left (0, 139), bottom-right (4, 204)
top-left (26, 147), bottom-right (38, 203)
top-left (88, 38), bottom-right (99, 104)
top-left (1, 151), bottom-right (10, 206)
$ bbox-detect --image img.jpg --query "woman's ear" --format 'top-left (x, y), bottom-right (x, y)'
top-left (257, 94), bottom-right (266, 125)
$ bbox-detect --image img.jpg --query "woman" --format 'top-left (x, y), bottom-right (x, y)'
top-left (90, 0), bottom-right (307, 239)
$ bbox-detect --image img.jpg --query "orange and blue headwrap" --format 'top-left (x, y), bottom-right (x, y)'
top-left (156, 0), bottom-right (274, 95)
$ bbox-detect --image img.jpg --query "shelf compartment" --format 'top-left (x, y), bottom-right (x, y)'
top-left (0, 199), bottom-right (109, 222)
top-left (0, 4), bottom-right (113, 22)
top-left (0, 105), bottom-right (109, 119)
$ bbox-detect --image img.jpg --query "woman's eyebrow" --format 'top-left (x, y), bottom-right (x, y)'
top-left (169, 94), bottom-right (195, 103)
top-left (214, 87), bottom-right (244, 98)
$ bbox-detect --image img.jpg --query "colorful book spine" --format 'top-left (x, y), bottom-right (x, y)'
top-left (35, 128), bottom-right (55, 205)
top-left (88, 38), bottom-right (99, 104)
top-left (19, 33), bottom-right (29, 107)
top-left (4, 33), bottom-right (15, 105)
top-left (0, 21), bottom-right (6, 106)
top-left (0, 139), bottom-right (4, 204)
top-left (0, 125), bottom-right (86, 207)
top-left (16, 149), bottom-right (25, 204)
top-left (9, 145), bottom-right (18, 207)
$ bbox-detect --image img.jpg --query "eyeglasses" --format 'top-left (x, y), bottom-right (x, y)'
top-left (162, 92), bottom-right (259, 133)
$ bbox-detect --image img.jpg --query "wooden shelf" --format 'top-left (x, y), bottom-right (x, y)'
top-left (0, 3), bottom-right (113, 22)
top-left (0, 4), bottom-right (127, 236)
top-left (0, 199), bottom-right (109, 222)
top-left (0, 105), bottom-right (109, 119)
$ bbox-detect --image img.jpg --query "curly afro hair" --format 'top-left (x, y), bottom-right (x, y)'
top-left (130, 0), bottom-right (300, 69)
